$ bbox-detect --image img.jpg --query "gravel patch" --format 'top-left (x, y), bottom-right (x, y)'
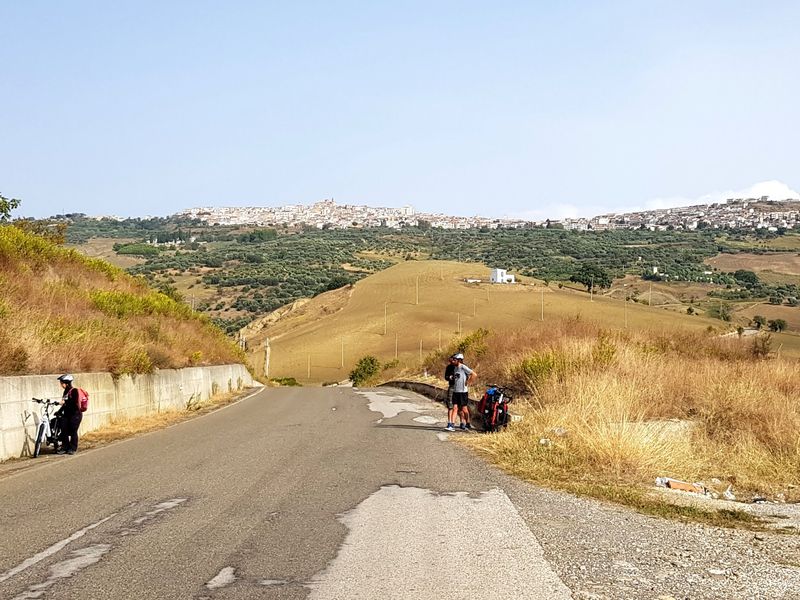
top-left (502, 475), bottom-right (800, 599)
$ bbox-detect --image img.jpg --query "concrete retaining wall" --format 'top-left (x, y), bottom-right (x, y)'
top-left (0, 364), bottom-right (256, 461)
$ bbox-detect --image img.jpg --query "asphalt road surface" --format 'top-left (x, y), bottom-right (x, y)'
top-left (0, 386), bottom-right (572, 599)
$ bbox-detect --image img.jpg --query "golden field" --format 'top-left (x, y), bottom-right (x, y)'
top-left (243, 260), bottom-right (800, 382)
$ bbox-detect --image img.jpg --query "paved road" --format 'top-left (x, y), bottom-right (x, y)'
top-left (0, 386), bottom-right (572, 599)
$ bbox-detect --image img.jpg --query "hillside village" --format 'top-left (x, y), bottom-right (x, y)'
top-left (177, 196), bottom-right (800, 232)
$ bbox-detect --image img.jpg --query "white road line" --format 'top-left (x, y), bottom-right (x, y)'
top-left (11, 544), bottom-right (111, 600)
top-left (307, 486), bottom-right (572, 599)
top-left (133, 498), bottom-right (187, 525)
top-left (206, 566), bottom-right (237, 590)
top-left (0, 514), bottom-right (117, 584)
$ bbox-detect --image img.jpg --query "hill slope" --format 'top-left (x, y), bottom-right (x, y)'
top-left (0, 226), bottom-right (244, 375)
top-left (244, 260), bottom-right (797, 383)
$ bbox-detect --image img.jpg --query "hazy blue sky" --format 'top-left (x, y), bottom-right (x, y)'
top-left (2, 1), bottom-right (799, 219)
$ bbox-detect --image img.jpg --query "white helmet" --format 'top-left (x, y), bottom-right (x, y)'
top-left (454, 353), bottom-right (464, 361)
top-left (57, 374), bottom-right (74, 383)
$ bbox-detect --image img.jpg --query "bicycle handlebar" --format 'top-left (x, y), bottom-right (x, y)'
top-left (32, 398), bottom-right (60, 405)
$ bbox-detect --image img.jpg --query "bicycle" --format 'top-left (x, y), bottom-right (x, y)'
top-left (477, 385), bottom-right (513, 433)
top-left (31, 398), bottom-right (62, 457)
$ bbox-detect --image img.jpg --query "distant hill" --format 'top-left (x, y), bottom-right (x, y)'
top-left (0, 225), bottom-right (245, 376)
top-left (242, 260), bottom-right (794, 384)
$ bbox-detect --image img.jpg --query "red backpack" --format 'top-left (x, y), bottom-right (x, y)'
top-left (76, 388), bottom-right (89, 412)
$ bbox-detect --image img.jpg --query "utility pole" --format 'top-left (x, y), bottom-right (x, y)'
top-left (341, 337), bottom-right (344, 369)
top-left (384, 302), bottom-right (388, 335)
top-left (307, 354), bottom-right (311, 380)
top-left (395, 332), bottom-right (398, 359)
top-left (649, 282), bottom-right (653, 307)
top-left (263, 338), bottom-right (271, 379)
top-left (419, 339), bottom-right (423, 362)
top-left (540, 287), bottom-right (544, 321)
top-left (416, 275), bottom-right (420, 305)
top-left (624, 297), bottom-right (628, 328)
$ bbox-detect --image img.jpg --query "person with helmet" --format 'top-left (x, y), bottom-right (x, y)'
top-left (55, 374), bottom-right (82, 455)
top-left (446, 353), bottom-right (476, 431)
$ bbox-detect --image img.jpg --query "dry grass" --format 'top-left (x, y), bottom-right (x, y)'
top-left (705, 252), bottom-right (800, 276)
top-left (0, 226), bottom-right (245, 375)
top-left (423, 319), bottom-right (800, 513)
top-left (80, 390), bottom-right (242, 449)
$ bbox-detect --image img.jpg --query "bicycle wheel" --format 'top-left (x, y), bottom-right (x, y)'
top-left (33, 423), bottom-right (46, 458)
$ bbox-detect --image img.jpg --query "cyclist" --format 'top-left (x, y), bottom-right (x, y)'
top-left (55, 374), bottom-right (82, 455)
top-left (449, 353), bottom-right (476, 431)
top-left (443, 355), bottom-right (458, 430)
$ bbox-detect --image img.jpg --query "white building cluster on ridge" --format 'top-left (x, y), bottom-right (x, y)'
top-left (178, 196), bottom-right (800, 232)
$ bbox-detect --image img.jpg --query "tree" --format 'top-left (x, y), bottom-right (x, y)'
top-left (768, 319), bottom-right (788, 332)
top-left (733, 270), bottom-right (759, 287)
top-left (715, 302), bottom-right (732, 322)
top-left (570, 263), bottom-right (612, 292)
top-left (0, 194), bottom-right (21, 221)
top-left (752, 315), bottom-right (767, 329)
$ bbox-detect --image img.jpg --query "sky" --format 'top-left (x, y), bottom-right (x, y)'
top-left (2, 1), bottom-right (799, 220)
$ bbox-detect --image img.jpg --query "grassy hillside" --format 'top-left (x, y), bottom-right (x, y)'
top-left (0, 226), bottom-right (245, 375)
top-left (243, 260), bottom-right (800, 382)
top-left (445, 320), bottom-right (800, 506)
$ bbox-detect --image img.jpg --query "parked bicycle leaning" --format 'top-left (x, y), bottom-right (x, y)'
top-left (30, 397), bottom-right (62, 457)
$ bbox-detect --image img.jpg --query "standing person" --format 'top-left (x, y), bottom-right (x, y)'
top-left (443, 355), bottom-right (458, 431)
top-left (56, 374), bottom-right (82, 455)
top-left (450, 353), bottom-right (476, 431)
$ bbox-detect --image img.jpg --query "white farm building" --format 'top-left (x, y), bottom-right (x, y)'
top-left (490, 268), bottom-right (515, 284)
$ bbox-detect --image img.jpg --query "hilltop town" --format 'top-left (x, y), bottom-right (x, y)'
top-left (178, 196), bottom-right (800, 232)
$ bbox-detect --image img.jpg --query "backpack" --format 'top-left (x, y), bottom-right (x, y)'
top-left (76, 388), bottom-right (89, 412)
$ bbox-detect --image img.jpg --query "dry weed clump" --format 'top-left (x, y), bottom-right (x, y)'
top-left (0, 226), bottom-right (245, 375)
top-left (431, 319), bottom-right (800, 504)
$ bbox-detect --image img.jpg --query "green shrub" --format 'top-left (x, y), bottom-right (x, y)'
top-left (514, 349), bottom-right (576, 395)
top-left (90, 290), bottom-right (192, 320)
top-left (349, 355), bottom-right (381, 386)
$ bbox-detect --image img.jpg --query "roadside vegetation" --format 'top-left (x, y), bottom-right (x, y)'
top-left (424, 319), bottom-right (800, 512)
top-left (0, 225), bottom-right (245, 376)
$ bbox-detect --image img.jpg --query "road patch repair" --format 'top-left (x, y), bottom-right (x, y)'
top-left (0, 498), bottom-right (189, 599)
top-left (356, 389), bottom-right (428, 420)
top-left (306, 485), bottom-right (572, 599)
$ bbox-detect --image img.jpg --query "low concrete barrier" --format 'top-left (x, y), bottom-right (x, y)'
top-left (0, 364), bottom-right (257, 461)
top-left (380, 380), bottom-right (521, 428)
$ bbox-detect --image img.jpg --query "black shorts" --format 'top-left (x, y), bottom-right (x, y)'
top-left (452, 392), bottom-right (469, 408)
